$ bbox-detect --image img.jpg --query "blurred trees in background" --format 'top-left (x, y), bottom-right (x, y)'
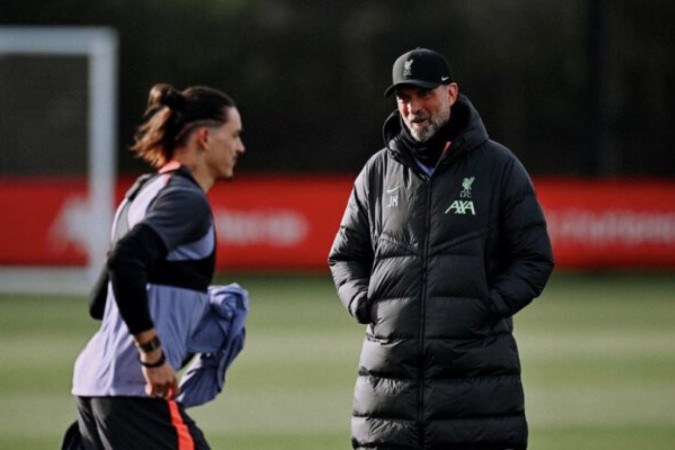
top-left (1, 0), bottom-right (673, 177)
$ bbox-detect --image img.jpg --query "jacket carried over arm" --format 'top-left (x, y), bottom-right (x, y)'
top-left (329, 94), bottom-right (554, 450)
top-left (177, 283), bottom-right (249, 408)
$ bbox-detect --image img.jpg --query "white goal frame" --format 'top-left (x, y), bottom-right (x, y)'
top-left (0, 27), bottom-right (118, 294)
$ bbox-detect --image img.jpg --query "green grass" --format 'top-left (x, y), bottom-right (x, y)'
top-left (0, 271), bottom-right (674, 449)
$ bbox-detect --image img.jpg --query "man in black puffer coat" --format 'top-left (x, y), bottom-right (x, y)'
top-left (328, 48), bottom-right (554, 450)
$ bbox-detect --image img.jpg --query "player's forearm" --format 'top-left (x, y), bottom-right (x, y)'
top-left (107, 224), bottom-right (167, 334)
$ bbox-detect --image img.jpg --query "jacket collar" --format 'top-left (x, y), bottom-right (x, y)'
top-left (383, 94), bottom-right (489, 170)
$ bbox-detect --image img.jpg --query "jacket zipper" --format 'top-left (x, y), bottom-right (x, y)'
top-left (418, 173), bottom-right (433, 448)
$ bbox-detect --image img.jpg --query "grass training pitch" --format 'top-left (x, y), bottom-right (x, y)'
top-left (0, 271), bottom-right (673, 449)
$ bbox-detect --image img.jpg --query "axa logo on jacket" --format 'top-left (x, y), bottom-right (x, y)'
top-left (445, 199), bottom-right (475, 215)
top-left (446, 176), bottom-right (477, 215)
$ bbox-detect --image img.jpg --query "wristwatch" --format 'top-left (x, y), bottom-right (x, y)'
top-left (136, 335), bottom-right (161, 353)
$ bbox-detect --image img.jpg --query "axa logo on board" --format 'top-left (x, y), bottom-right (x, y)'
top-left (213, 208), bottom-right (308, 246)
top-left (48, 199), bottom-right (311, 253)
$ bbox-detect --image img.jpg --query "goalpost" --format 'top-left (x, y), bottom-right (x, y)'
top-left (0, 27), bottom-right (118, 294)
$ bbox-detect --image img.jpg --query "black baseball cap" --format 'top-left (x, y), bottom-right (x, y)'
top-left (384, 48), bottom-right (453, 97)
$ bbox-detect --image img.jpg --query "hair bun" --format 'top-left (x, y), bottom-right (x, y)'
top-left (149, 83), bottom-right (186, 111)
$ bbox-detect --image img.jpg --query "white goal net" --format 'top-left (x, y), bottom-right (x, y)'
top-left (0, 27), bottom-right (118, 294)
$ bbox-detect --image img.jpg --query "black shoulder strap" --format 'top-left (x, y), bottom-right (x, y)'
top-left (112, 173), bottom-right (158, 243)
top-left (88, 171), bottom-right (162, 320)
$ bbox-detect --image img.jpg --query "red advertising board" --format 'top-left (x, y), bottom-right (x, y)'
top-left (536, 178), bottom-right (675, 269)
top-left (206, 175), bottom-right (352, 270)
top-left (1, 176), bottom-right (674, 270)
top-left (0, 177), bottom-right (89, 265)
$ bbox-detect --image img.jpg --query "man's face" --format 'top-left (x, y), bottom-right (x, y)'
top-left (395, 83), bottom-right (457, 142)
top-left (204, 107), bottom-right (245, 179)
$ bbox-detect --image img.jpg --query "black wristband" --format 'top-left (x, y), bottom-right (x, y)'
top-left (139, 351), bottom-right (166, 368)
top-left (136, 335), bottom-right (161, 353)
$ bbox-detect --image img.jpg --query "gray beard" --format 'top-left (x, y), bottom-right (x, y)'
top-left (411, 122), bottom-right (441, 142)
top-left (410, 108), bottom-right (451, 142)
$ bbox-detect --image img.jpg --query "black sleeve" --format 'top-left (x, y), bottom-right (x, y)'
top-left (488, 158), bottom-right (554, 317)
top-left (328, 165), bottom-right (375, 324)
top-left (107, 223), bottom-right (168, 334)
top-left (88, 264), bottom-right (109, 320)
